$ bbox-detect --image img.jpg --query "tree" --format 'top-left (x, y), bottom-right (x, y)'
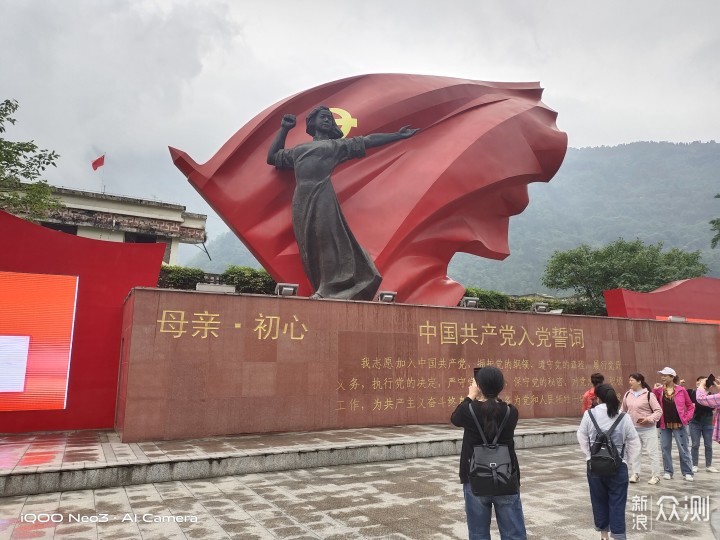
top-left (541, 238), bottom-right (708, 310)
top-left (711, 193), bottom-right (720, 249)
top-left (0, 99), bottom-right (60, 220)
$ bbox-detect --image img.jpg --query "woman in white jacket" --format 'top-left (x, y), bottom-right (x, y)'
top-left (578, 384), bottom-right (640, 540)
top-left (621, 372), bottom-right (663, 485)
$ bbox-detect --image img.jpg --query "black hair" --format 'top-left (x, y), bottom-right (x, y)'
top-left (629, 372), bottom-right (651, 391)
top-left (595, 384), bottom-right (620, 417)
top-left (476, 366), bottom-right (506, 439)
top-left (590, 373), bottom-right (605, 387)
top-left (305, 105), bottom-right (343, 139)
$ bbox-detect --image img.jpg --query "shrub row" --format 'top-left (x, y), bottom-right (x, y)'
top-left (157, 265), bottom-right (276, 294)
top-left (463, 287), bottom-right (606, 316)
top-left (157, 266), bottom-right (604, 315)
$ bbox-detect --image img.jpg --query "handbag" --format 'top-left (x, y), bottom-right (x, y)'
top-left (467, 401), bottom-right (520, 496)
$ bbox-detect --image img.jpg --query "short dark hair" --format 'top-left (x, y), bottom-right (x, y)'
top-left (590, 373), bottom-right (605, 386)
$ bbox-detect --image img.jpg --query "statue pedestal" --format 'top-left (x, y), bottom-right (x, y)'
top-left (115, 288), bottom-right (720, 442)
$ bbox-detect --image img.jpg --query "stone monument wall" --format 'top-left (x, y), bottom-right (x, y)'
top-left (115, 288), bottom-right (720, 442)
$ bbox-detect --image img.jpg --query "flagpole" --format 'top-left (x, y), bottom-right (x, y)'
top-left (101, 154), bottom-right (106, 193)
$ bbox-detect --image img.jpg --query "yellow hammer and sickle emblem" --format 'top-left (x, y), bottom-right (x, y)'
top-left (329, 107), bottom-right (357, 138)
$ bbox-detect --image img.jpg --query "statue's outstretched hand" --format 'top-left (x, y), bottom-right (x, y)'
top-left (281, 114), bottom-right (297, 130)
top-left (398, 125), bottom-right (420, 139)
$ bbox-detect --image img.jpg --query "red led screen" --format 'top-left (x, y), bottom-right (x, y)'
top-left (0, 271), bottom-right (78, 411)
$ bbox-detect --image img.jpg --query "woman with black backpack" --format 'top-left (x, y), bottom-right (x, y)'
top-left (577, 384), bottom-right (640, 540)
top-left (451, 366), bottom-right (527, 539)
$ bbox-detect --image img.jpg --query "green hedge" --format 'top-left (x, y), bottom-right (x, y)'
top-left (157, 265), bottom-right (206, 290)
top-left (221, 265), bottom-right (276, 294)
top-left (157, 265), bottom-right (604, 315)
top-left (462, 287), bottom-right (606, 316)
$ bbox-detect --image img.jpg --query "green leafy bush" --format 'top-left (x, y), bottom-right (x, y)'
top-left (221, 265), bottom-right (276, 294)
top-left (464, 287), bottom-right (511, 310)
top-left (157, 265), bottom-right (206, 290)
top-left (462, 288), bottom-right (604, 316)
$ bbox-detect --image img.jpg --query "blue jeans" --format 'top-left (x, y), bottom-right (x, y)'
top-left (689, 419), bottom-right (713, 467)
top-left (587, 461), bottom-right (628, 540)
top-left (660, 427), bottom-right (694, 476)
top-left (463, 482), bottom-right (527, 539)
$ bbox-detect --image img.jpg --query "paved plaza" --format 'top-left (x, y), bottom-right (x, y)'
top-left (1, 443), bottom-right (718, 540)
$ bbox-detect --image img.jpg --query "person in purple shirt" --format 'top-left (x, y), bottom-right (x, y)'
top-left (695, 375), bottom-right (720, 446)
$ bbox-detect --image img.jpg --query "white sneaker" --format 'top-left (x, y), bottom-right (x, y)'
top-left (706, 466), bottom-right (719, 473)
top-left (629, 473), bottom-right (639, 483)
top-left (663, 473), bottom-right (672, 480)
top-left (648, 475), bottom-right (661, 485)
top-left (684, 474), bottom-right (694, 482)
top-left (692, 465), bottom-right (698, 473)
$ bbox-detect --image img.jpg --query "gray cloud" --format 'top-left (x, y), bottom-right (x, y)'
top-left (2, 0), bottom-right (719, 240)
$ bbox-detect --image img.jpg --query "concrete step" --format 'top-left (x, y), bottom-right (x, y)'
top-left (0, 417), bottom-right (580, 496)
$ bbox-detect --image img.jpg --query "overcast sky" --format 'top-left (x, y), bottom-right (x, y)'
top-left (3, 0), bottom-right (719, 240)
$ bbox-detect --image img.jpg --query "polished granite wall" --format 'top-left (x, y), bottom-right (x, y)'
top-left (116, 288), bottom-right (720, 442)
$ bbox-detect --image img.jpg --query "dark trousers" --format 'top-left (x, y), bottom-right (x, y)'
top-left (587, 461), bottom-right (629, 540)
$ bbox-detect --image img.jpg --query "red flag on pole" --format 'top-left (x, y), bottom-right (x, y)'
top-left (91, 155), bottom-right (105, 171)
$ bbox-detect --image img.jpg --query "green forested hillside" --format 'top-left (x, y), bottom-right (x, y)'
top-left (187, 141), bottom-right (720, 294)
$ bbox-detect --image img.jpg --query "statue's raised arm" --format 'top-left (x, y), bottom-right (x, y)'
top-left (363, 125), bottom-right (420, 149)
top-left (266, 114), bottom-right (296, 165)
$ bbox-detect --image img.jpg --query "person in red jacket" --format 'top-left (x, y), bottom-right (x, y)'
top-left (582, 373), bottom-right (605, 412)
top-left (653, 367), bottom-right (695, 481)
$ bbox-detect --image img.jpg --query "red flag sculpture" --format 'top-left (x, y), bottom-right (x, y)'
top-left (170, 74), bottom-right (567, 305)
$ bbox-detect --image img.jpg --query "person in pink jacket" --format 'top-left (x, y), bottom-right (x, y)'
top-left (653, 367), bottom-right (695, 481)
top-left (695, 376), bottom-right (720, 444)
top-left (622, 373), bottom-right (663, 485)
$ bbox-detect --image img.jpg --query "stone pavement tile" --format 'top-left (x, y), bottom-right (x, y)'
top-left (134, 521), bottom-right (187, 540)
top-left (94, 487), bottom-right (142, 540)
top-left (5, 521), bottom-right (56, 539)
top-left (182, 479), bottom-right (226, 497)
top-left (154, 481), bottom-right (195, 502)
top-left (53, 522), bottom-right (98, 538)
top-left (0, 496), bottom-right (25, 539)
top-left (221, 520), bottom-right (275, 540)
top-left (124, 484), bottom-right (164, 505)
top-left (0, 443), bottom-right (717, 539)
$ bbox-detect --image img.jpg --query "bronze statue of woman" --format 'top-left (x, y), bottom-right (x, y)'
top-left (267, 106), bottom-right (418, 300)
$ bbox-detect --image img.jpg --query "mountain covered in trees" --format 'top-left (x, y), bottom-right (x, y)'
top-left (185, 141), bottom-right (720, 295)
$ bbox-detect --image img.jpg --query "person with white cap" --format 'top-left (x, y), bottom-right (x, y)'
top-left (652, 367), bottom-right (695, 481)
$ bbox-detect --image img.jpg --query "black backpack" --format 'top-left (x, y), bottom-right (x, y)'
top-left (467, 402), bottom-right (520, 496)
top-left (587, 409), bottom-right (626, 476)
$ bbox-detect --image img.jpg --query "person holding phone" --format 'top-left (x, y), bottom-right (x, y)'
top-left (451, 366), bottom-right (527, 539)
top-left (688, 376), bottom-right (719, 473)
top-left (695, 375), bottom-right (720, 448)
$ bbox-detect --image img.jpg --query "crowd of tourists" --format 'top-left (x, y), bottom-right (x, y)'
top-left (451, 366), bottom-right (720, 540)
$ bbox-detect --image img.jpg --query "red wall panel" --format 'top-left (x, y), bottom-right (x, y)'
top-left (0, 210), bottom-right (164, 432)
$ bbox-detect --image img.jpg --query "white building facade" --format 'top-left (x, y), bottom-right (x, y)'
top-left (41, 187), bottom-right (207, 265)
